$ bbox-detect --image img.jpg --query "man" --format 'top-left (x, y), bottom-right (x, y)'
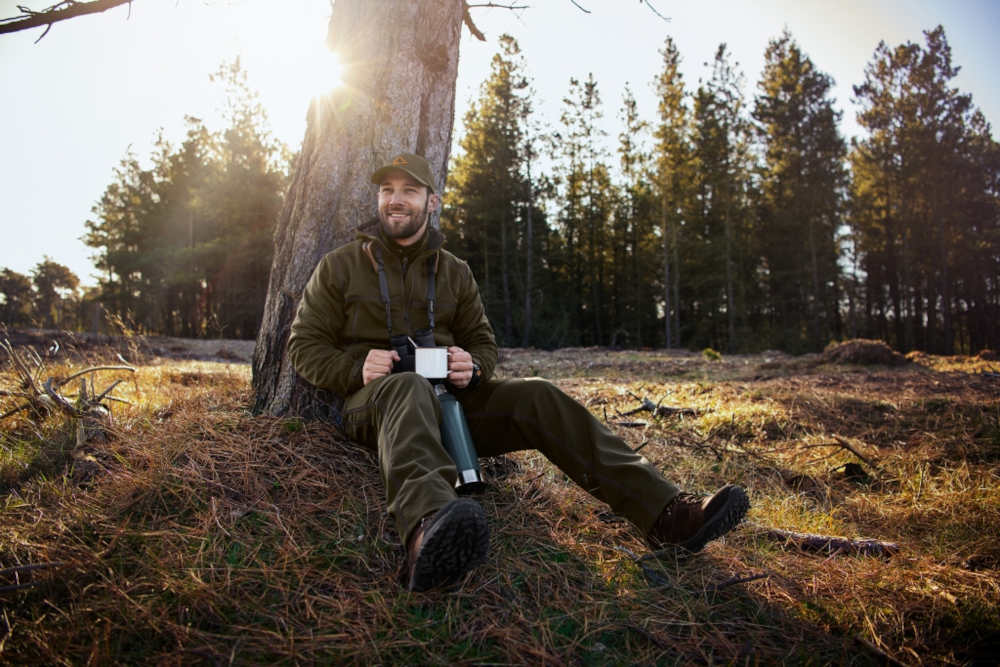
top-left (288, 152), bottom-right (749, 592)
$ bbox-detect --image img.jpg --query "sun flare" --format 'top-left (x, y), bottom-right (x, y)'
top-left (305, 49), bottom-right (345, 98)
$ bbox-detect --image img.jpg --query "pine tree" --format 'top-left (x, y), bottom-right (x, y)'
top-left (753, 29), bottom-right (847, 352)
top-left (652, 36), bottom-right (692, 349)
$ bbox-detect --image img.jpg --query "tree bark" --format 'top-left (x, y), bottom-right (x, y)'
top-left (252, 0), bottom-right (465, 418)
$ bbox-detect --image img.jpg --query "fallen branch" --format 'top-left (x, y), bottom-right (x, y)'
top-left (832, 435), bottom-right (875, 468)
top-left (623, 391), bottom-right (698, 418)
top-left (747, 523), bottom-right (899, 558)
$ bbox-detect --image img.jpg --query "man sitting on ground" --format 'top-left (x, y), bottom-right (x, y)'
top-left (288, 152), bottom-right (750, 591)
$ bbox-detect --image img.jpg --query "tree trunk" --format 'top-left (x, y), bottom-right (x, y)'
top-left (522, 155), bottom-right (534, 348)
top-left (662, 189), bottom-right (671, 349)
top-left (724, 178), bottom-right (735, 354)
top-left (252, 0), bottom-right (464, 418)
top-left (930, 183), bottom-right (953, 355)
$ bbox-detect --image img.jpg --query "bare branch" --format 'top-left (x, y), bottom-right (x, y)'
top-left (0, 403), bottom-right (31, 420)
top-left (640, 0), bottom-right (670, 22)
top-left (94, 379), bottom-right (124, 403)
top-left (466, 2), bottom-right (529, 8)
top-left (569, 0), bottom-right (591, 12)
top-left (54, 364), bottom-right (136, 390)
top-left (0, 0), bottom-right (134, 38)
top-left (462, 2), bottom-right (487, 41)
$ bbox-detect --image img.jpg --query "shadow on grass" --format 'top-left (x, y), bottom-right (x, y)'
top-left (1, 362), bottom-right (998, 665)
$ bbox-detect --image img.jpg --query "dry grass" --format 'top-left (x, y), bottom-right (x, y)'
top-left (0, 341), bottom-right (998, 665)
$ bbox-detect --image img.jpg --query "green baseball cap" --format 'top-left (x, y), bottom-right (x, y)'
top-left (370, 152), bottom-right (436, 193)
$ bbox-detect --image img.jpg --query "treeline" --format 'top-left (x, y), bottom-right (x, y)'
top-left (1, 60), bottom-right (289, 340)
top-left (82, 59), bottom-right (290, 339)
top-left (0, 259), bottom-right (89, 331)
top-left (443, 28), bottom-right (1000, 354)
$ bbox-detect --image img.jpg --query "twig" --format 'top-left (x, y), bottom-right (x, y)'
top-left (853, 635), bottom-right (908, 667)
top-left (569, 0), bottom-right (591, 13)
top-left (0, 581), bottom-right (43, 593)
top-left (0, 562), bottom-right (63, 577)
top-left (832, 435), bottom-right (875, 468)
top-left (623, 391), bottom-right (698, 418)
top-left (746, 523), bottom-right (899, 558)
top-left (640, 0), bottom-right (670, 21)
top-left (2, 340), bottom-right (40, 395)
top-left (0, 0), bottom-right (134, 37)
top-left (55, 365), bottom-right (135, 389)
top-left (0, 403), bottom-right (31, 420)
top-left (706, 572), bottom-right (770, 592)
top-left (94, 379), bottom-right (124, 403)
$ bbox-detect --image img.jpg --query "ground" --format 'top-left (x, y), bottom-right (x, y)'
top-left (1, 331), bottom-right (998, 665)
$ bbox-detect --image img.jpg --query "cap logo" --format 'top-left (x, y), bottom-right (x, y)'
top-left (392, 157), bottom-right (408, 165)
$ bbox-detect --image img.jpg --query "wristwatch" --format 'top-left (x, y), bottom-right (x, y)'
top-left (469, 362), bottom-right (482, 388)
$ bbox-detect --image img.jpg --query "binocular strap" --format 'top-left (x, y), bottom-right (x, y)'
top-left (373, 245), bottom-right (438, 339)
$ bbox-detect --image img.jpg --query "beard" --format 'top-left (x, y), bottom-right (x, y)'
top-left (378, 195), bottom-right (430, 242)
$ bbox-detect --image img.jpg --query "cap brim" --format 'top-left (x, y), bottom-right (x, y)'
top-left (370, 166), bottom-right (435, 193)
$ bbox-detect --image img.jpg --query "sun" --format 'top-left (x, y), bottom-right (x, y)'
top-left (304, 48), bottom-right (345, 98)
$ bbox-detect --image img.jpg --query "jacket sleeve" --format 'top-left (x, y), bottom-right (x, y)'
top-left (449, 262), bottom-right (498, 382)
top-left (287, 253), bottom-right (366, 396)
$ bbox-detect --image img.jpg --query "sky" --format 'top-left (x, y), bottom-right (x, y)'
top-left (1, 0), bottom-right (998, 287)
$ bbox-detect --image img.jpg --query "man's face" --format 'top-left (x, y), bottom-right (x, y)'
top-left (377, 171), bottom-right (439, 246)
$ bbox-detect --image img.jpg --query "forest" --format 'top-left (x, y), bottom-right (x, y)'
top-left (2, 27), bottom-right (998, 357)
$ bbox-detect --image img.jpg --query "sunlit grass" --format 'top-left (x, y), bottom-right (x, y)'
top-left (0, 343), bottom-right (997, 664)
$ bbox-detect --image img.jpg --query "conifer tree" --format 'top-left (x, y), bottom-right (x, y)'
top-left (753, 30), bottom-right (847, 352)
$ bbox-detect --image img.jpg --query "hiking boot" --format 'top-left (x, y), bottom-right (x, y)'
top-left (647, 485), bottom-right (749, 553)
top-left (407, 497), bottom-right (490, 592)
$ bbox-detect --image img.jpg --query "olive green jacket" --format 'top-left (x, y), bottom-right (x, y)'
top-left (287, 220), bottom-right (497, 397)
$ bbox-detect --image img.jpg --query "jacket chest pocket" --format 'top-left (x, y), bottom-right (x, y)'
top-left (408, 298), bottom-right (456, 332)
top-left (345, 295), bottom-right (385, 342)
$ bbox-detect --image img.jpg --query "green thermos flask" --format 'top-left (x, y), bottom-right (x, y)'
top-left (434, 383), bottom-right (486, 494)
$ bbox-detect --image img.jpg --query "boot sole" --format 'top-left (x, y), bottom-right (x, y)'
top-left (677, 486), bottom-right (750, 554)
top-left (409, 498), bottom-right (490, 592)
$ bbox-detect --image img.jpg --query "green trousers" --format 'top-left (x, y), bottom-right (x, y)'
top-left (343, 374), bottom-right (680, 544)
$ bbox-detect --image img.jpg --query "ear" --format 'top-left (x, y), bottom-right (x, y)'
top-left (428, 193), bottom-right (440, 213)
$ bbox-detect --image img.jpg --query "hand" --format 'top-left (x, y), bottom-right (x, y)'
top-left (362, 349), bottom-right (400, 386)
top-left (446, 346), bottom-right (474, 389)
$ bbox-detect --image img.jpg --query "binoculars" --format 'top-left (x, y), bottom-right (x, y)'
top-left (391, 329), bottom-right (485, 494)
